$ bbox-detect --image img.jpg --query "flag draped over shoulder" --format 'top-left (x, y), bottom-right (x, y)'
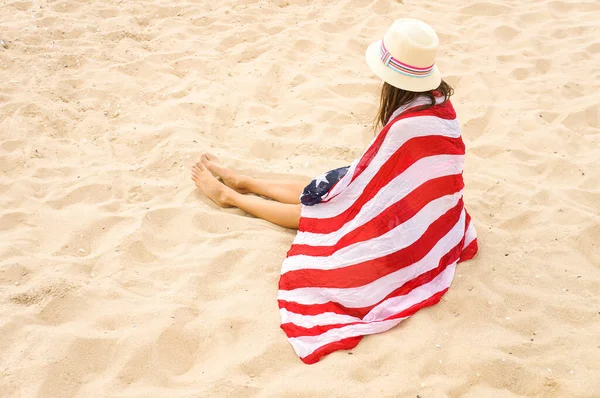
top-left (278, 96), bottom-right (478, 364)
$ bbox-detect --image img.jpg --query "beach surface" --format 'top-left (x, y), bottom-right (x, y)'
top-left (1, 0), bottom-right (599, 396)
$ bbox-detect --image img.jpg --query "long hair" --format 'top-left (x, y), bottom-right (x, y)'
top-left (375, 80), bottom-right (454, 130)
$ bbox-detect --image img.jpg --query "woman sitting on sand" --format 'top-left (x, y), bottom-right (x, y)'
top-left (192, 19), bottom-right (478, 364)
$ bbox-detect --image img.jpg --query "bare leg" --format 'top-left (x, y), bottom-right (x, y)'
top-left (227, 192), bottom-right (301, 229)
top-left (191, 161), bottom-right (301, 229)
top-left (200, 153), bottom-right (309, 204)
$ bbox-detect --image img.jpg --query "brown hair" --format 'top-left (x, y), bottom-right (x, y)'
top-left (375, 80), bottom-right (454, 130)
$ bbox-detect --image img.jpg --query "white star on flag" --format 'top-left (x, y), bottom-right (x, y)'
top-left (314, 174), bottom-right (329, 187)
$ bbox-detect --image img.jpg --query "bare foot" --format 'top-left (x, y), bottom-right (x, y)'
top-left (200, 153), bottom-right (251, 194)
top-left (191, 161), bottom-right (234, 208)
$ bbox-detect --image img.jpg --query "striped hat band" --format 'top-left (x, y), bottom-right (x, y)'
top-left (379, 41), bottom-right (435, 78)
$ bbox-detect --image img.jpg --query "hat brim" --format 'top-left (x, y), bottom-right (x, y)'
top-left (365, 40), bottom-right (441, 92)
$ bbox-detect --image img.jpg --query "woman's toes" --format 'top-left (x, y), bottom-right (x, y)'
top-left (200, 153), bottom-right (216, 165)
top-left (198, 161), bottom-right (209, 172)
top-left (193, 162), bottom-right (205, 173)
top-left (191, 163), bottom-right (206, 181)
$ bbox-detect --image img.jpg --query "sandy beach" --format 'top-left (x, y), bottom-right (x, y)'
top-left (1, 0), bottom-right (599, 396)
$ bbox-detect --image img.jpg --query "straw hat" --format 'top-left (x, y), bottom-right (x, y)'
top-left (366, 19), bottom-right (442, 92)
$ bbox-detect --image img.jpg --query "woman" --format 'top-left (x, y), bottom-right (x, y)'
top-left (192, 19), bottom-right (478, 364)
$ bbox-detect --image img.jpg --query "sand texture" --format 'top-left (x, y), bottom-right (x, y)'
top-left (1, 0), bottom-right (599, 396)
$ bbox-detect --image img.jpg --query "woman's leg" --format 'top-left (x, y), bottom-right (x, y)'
top-left (226, 192), bottom-right (301, 229)
top-left (191, 162), bottom-right (301, 229)
top-left (200, 153), bottom-right (309, 204)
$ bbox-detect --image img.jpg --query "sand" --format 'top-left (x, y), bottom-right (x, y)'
top-left (1, 0), bottom-right (599, 396)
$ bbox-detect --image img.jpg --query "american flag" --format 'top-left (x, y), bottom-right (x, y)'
top-left (278, 96), bottom-right (478, 364)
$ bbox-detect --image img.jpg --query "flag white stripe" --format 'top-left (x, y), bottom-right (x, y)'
top-left (278, 209), bottom-right (466, 308)
top-left (319, 97), bottom-right (440, 203)
top-left (295, 154), bottom-right (465, 247)
top-left (302, 116), bottom-right (461, 219)
top-left (464, 220), bottom-right (476, 249)
top-left (318, 154), bottom-right (361, 203)
top-left (363, 262), bottom-right (457, 322)
top-left (279, 308), bottom-right (360, 328)
top-left (279, 98), bottom-right (477, 364)
top-left (282, 191), bottom-right (462, 274)
top-left (289, 263), bottom-right (456, 358)
top-left (289, 318), bottom-right (407, 359)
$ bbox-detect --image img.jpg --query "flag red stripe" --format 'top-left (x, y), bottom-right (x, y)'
top-left (281, 321), bottom-right (356, 339)
top-left (279, 300), bottom-right (363, 318)
top-left (345, 101), bottom-right (457, 187)
top-left (282, 288), bottom-right (450, 340)
top-left (299, 135), bottom-right (465, 234)
top-left (289, 174), bottom-right (464, 257)
top-left (279, 98), bottom-right (477, 364)
top-left (460, 239), bottom-right (478, 263)
top-left (279, 199), bottom-right (464, 290)
top-left (278, 239), bottom-right (463, 322)
top-left (320, 101), bottom-right (457, 205)
top-left (300, 336), bottom-right (363, 364)
top-left (382, 287), bottom-right (449, 322)
top-left (297, 289), bottom-right (449, 364)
